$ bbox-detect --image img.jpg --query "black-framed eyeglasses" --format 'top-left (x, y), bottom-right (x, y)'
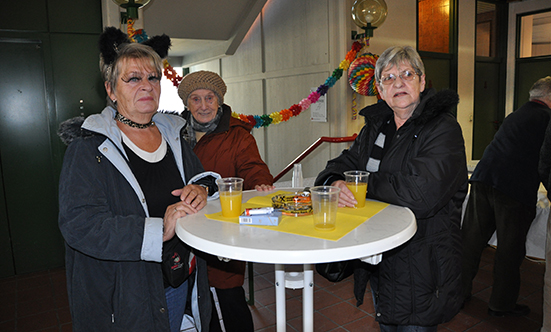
top-left (379, 70), bottom-right (417, 85)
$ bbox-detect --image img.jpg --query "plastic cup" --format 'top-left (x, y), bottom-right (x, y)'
top-left (310, 186), bottom-right (341, 231)
top-left (344, 170), bottom-right (369, 208)
top-left (216, 177), bottom-right (244, 218)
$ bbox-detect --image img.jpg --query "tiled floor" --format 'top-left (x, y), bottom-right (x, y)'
top-left (0, 246), bottom-right (545, 332)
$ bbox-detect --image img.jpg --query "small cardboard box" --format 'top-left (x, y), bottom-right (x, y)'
top-left (239, 211), bottom-right (282, 226)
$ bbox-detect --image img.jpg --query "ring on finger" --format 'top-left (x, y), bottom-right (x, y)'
top-left (174, 207), bottom-right (178, 212)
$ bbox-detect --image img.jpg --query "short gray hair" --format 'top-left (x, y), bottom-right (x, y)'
top-left (375, 46), bottom-right (425, 83)
top-left (100, 43), bottom-right (163, 108)
top-left (529, 76), bottom-right (551, 102)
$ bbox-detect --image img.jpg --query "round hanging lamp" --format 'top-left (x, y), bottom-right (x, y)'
top-left (351, 0), bottom-right (388, 37)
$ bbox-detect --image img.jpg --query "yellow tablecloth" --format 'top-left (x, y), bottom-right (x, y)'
top-left (206, 190), bottom-right (389, 241)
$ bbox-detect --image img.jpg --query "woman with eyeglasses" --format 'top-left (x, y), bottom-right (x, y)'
top-left (58, 28), bottom-right (215, 332)
top-left (315, 45), bottom-right (468, 332)
top-left (177, 70), bottom-right (273, 332)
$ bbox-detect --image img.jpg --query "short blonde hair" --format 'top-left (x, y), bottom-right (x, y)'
top-left (100, 43), bottom-right (163, 108)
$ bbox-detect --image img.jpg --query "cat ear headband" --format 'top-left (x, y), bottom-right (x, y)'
top-left (99, 26), bottom-right (171, 65)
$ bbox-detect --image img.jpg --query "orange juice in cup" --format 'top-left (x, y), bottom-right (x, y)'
top-left (216, 177), bottom-right (244, 218)
top-left (344, 171), bottom-right (370, 208)
top-left (219, 191), bottom-right (243, 218)
top-left (346, 182), bottom-right (368, 208)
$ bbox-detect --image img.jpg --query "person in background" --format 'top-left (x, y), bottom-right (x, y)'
top-left (462, 76), bottom-right (551, 317)
top-left (315, 45), bottom-right (468, 332)
top-left (539, 94), bottom-right (551, 330)
top-left (177, 70), bottom-right (274, 332)
top-left (58, 28), bottom-right (214, 332)
top-left (537, 78), bottom-right (551, 332)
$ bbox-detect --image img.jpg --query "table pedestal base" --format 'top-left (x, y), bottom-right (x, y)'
top-left (274, 264), bottom-right (314, 332)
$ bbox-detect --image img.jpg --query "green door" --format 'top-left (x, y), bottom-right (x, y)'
top-left (472, 60), bottom-right (501, 160)
top-left (0, 39), bottom-right (65, 276)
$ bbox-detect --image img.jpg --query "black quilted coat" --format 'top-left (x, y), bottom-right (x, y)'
top-left (316, 88), bottom-right (468, 326)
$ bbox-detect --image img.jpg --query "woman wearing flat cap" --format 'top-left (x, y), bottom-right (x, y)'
top-left (178, 70), bottom-right (273, 332)
top-left (58, 28), bottom-right (214, 332)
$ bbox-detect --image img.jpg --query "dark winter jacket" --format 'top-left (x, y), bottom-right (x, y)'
top-left (539, 109), bottom-right (551, 198)
top-left (475, 100), bottom-right (550, 206)
top-left (58, 107), bottom-right (212, 332)
top-left (182, 104), bottom-right (273, 289)
top-left (316, 89), bottom-right (468, 326)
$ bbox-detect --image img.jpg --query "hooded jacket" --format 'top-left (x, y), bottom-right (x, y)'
top-left (316, 89), bottom-right (468, 326)
top-left (58, 107), bottom-right (212, 332)
top-left (182, 104), bottom-right (273, 289)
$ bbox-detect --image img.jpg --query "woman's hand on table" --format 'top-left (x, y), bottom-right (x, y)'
top-left (331, 180), bottom-right (357, 207)
top-left (255, 184), bottom-right (275, 191)
top-left (162, 201), bottom-right (201, 241)
top-left (172, 184), bottom-right (208, 210)
top-left (163, 185), bottom-right (208, 242)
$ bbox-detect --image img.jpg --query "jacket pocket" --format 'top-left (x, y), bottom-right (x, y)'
top-left (429, 245), bottom-right (442, 298)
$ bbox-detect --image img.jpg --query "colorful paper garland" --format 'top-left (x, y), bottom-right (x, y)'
top-left (126, 23), bottom-right (372, 128)
top-left (231, 41), bottom-right (364, 128)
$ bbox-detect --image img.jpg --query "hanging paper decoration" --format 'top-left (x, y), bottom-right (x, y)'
top-left (347, 39), bottom-right (380, 120)
top-left (126, 19), bottom-right (149, 43)
top-left (126, 21), bottom-right (183, 86)
top-left (125, 21), bottom-right (370, 128)
top-left (348, 52), bottom-right (379, 97)
top-left (163, 60), bottom-right (183, 87)
top-left (351, 91), bottom-right (358, 120)
top-left (231, 41), bottom-right (364, 128)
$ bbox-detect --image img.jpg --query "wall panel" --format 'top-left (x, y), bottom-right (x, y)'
top-left (0, 0), bottom-right (48, 31)
top-left (263, 0), bottom-right (330, 72)
top-left (225, 80), bottom-right (266, 158)
top-left (48, 0), bottom-right (102, 33)
top-left (222, 15), bottom-right (264, 78)
top-left (265, 72), bottom-right (331, 180)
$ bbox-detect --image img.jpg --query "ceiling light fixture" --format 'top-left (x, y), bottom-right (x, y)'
top-left (112, 0), bottom-right (151, 22)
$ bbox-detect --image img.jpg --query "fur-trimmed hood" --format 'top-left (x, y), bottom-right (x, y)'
top-left (58, 116), bottom-right (91, 146)
top-left (360, 88), bottom-right (459, 126)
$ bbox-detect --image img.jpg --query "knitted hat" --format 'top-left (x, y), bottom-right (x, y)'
top-left (178, 70), bottom-right (227, 106)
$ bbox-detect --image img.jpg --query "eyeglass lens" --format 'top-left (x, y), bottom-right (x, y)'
top-left (380, 70), bottom-right (416, 85)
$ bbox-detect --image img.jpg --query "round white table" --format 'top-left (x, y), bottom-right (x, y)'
top-left (176, 188), bottom-right (417, 332)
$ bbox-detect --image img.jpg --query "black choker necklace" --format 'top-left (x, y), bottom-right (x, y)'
top-left (115, 112), bottom-right (155, 129)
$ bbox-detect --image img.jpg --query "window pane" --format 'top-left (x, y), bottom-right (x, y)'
top-left (519, 11), bottom-right (551, 58)
top-left (476, 2), bottom-right (496, 57)
top-left (418, 0), bottom-right (450, 53)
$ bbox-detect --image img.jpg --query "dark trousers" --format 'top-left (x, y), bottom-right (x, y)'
top-left (461, 182), bottom-right (535, 311)
top-left (209, 286), bottom-right (254, 332)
